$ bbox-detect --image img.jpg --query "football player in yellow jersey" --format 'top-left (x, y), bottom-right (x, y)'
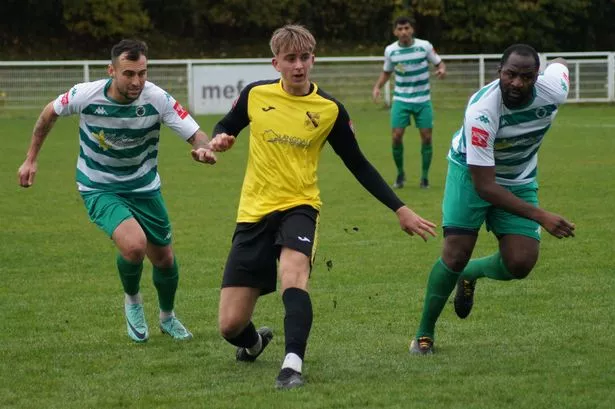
top-left (196, 24), bottom-right (436, 390)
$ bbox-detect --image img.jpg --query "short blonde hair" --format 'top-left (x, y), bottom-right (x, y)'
top-left (269, 24), bottom-right (316, 56)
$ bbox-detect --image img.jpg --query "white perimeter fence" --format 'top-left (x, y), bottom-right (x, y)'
top-left (0, 52), bottom-right (613, 114)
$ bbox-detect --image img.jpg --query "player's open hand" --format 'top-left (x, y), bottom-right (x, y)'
top-left (191, 147), bottom-right (217, 164)
top-left (435, 66), bottom-right (446, 79)
top-left (18, 160), bottom-right (37, 187)
top-left (539, 211), bottom-right (575, 239)
top-left (372, 87), bottom-right (381, 103)
top-left (396, 206), bottom-right (437, 241)
top-left (209, 133), bottom-right (236, 152)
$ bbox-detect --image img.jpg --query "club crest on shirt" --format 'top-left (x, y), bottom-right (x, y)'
top-left (305, 111), bottom-right (320, 130)
top-left (135, 105), bottom-right (146, 117)
top-left (535, 106), bottom-right (547, 119)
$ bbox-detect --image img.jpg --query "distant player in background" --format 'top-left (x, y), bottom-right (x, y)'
top-left (372, 16), bottom-right (446, 189)
top-left (208, 24), bottom-right (437, 390)
top-left (17, 39), bottom-right (217, 343)
top-left (409, 44), bottom-right (575, 355)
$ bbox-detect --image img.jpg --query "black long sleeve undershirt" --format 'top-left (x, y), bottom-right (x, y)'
top-left (327, 104), bottom-right (404, 212)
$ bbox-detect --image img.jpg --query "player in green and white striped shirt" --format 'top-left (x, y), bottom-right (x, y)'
top-left (373, 16), bottom-right (446, 189)
top-left (409, 44), bottom-right (576, 355)
top-left (18, 39), bottom-right (217, 343)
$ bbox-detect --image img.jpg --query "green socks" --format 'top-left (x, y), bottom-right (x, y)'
top-left (416, 258), bottom-right (460, 339)
top-left (392, 143), bottom-right (404, 178)
top-left (461, 252), bottom-right (515, 281)
top-left (153, 258), bottom-right (179, 312)
top-left (117, 255), bottom-right (143, 296)
top-left (393, 142), bottom-right (432, 180)
top-left (421, 143), bottom-right (433, 180)
top-left (117, 254), bottom-right (181, 312)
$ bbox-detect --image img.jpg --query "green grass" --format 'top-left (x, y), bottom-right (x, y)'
top-left (1, 104), bottom-right (613, 409)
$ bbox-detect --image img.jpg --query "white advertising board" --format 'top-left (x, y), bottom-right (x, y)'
top-left (192, 64), bottom-right (279, 114)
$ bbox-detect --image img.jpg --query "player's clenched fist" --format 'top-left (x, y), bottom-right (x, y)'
top-left (18, 160), bottom-right (37, 187)
top-left (209, 133), bottom-right (236, 152)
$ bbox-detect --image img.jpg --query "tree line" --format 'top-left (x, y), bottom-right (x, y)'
top-left (1, 0), bottom-right (614, 59)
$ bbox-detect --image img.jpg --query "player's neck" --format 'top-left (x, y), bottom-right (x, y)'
top-left (281, 80), bottom-right (311, 96)
top-left (107, 81), bottom-right (132, 104)
top-left (398, 38), bottom-right (414, 47)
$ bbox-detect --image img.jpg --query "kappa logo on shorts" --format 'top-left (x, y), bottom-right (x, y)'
top-left (297, 236), bottom-right (311, 243)
top-left (164, 231), bottom-right (172, 240)
top-left (471, 127), bottom-right (489, 147)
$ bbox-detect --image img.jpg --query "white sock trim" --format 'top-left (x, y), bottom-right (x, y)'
top-left (246, 333), bottom-right (263, 356)
top-left (281, 353), bottom-right (302, 373)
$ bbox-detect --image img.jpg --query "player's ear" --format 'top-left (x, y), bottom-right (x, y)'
top-left (107, 64), bottom-right (114, 78)
top-left (272, 57), bottom-right (281, 73)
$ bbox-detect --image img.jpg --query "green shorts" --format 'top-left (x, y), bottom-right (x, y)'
top-left (390, 100), bottom-right (433, 129)
top-left (81, 190), bottom-right (173, 246)
top-left (442, 161), bottom-right (541, 241)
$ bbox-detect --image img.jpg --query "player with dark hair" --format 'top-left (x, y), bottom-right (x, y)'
top-left (409, 44), bottom-right (575, 355)
top-left (209, 24), bottom-right (437, 389)
top-left (17, 39), bottom-right (217, 343)
top-left (372, 16), bottom-right (446, 189)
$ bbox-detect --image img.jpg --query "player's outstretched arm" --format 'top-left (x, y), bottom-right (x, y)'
top-left (395, 206), bottom-right (437, 241)
top-left (327, 108), bottom-right (436, 241)
top-left (469, 165), bottom-right (575, 239)
top-left (188, 129), bottom-right (217, 164)
top-left (18, 101), bottom-right (58, 187)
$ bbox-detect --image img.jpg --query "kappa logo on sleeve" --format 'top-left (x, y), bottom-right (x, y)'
top-left (471, 126), bottom-right (489, 148)
top-left (562, 71), bottom-right (570, 85)
top-left (173, 101), bottom-right (188, 119)
top-left (60, 91), bottom-right (69, 105)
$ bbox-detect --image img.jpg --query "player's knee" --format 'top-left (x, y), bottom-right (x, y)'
top-left (218, 316), bottom-right (247, 339)
top-left (419, 132), bottom-right (432, 145)
top-left (150, 250), bottom-right (175, 269)
top-left (120, 241), bottom-right (147, 263)
top-left (442, 248), bottom-right (472, 272)
top-left (503, 256), bottom-right (535, 279)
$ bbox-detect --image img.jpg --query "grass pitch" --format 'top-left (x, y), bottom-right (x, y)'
top-left (1, 103), bottom-right (613, 408)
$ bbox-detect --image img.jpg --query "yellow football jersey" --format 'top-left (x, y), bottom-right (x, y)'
top-left (221, 80), bottom-right (339, 222)
top-left (214, 79), bottom-right (403, 223)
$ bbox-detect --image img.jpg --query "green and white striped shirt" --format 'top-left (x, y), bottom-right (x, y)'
top-left (383, 38), bottom-right (442, 104)
top-left (448, 63), bottom-right (570, 186)
top-left (53, 79), bottom-right (199, 193)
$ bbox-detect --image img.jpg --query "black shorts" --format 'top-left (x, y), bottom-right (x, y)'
top-left (222, 205), bottom-right (319, 295)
